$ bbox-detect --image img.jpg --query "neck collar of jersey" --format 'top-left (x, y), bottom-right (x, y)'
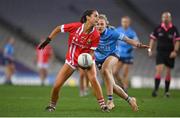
top-left (161, 22), bottom-right (173, 31)
top-left (82, 23), bottom-right (95, 34)
top-left (122, 26), bottom-right (131, 31)
top-left (101, 28), bottom-right (107, 35)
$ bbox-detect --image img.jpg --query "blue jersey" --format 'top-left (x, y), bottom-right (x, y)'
top-left (3, 43), bottom-right (14, 58)
top-left (95, 27), bottom-right (125, 62)
top-left (115, 27), bottom-right (138, 59)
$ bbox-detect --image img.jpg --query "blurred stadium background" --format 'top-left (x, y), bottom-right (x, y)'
top-left (0, 0), bottom-right (180, 88)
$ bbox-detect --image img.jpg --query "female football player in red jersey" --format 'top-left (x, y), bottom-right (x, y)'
top-left (38, 10), bottom-right (108, 112)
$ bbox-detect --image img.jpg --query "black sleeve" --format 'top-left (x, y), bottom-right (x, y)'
top-left (174, 26), bottom-right (180, 41)
top-left (150, 26), bottom-right (159, 40)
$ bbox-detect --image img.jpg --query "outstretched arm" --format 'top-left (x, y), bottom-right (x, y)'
top-left (123, 36), bottom-right (149, 48)
top-left (38, 26), bottom-right (62, 49)
top-left (48, 26), bottom-right (61, 39)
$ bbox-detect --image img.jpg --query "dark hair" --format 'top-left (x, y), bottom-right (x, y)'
top-left (80, 9), bottom-right (97, 23)
top-left (121, 16), bottom-right (131, 20)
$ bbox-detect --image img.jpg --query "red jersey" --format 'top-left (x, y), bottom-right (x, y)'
top-left (36, 45), bottom-right (52, 63)
top-left (60, 22), bottom-right (100, 68)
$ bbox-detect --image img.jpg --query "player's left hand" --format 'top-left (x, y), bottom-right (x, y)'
top-left (38, 37), bottom-right (51, 49)
top-left (169, 51), bottom-right (177, 58)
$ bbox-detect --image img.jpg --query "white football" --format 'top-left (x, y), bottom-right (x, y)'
top-left (78, 53), bottom-right (93, 68)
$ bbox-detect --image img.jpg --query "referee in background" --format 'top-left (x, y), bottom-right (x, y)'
top-left (148, 11), bottom-right (180, 97)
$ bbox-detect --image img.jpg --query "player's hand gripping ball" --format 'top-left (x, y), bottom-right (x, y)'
top-left (78, 53), bottom-right (93, 69)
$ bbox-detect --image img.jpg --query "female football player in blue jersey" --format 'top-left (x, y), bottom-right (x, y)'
top-left (113, 16), bottom-right (139, 93)
top-left (95, 14), bottom-right (149, 111)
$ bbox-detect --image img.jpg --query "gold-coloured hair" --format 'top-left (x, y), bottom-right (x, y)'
top-left (99, 14), bottom-right (109, 25)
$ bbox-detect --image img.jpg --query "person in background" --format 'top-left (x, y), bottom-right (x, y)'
top-left (3, 37), bottom-right (15, 85)
top-left (78, 68), bottom-right (89, 97)
top-left (36, 38), bottom-right (53, 86)
top-left (148, 12), bottom-right (180, 97)
top-left (113, 16), bottom-right (139, 93)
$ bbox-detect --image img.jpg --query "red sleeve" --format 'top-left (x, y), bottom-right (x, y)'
top-left (90, 35), bottom-right (100, 50)
top-left (60, 22), bottom-right (82, 33)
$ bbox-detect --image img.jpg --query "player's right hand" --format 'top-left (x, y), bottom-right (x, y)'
top-left (136, 42), bottom-right (150, 48)
top-left (140, 44), bottom-right (150, 48)
top-left (169, 51), bottom-right (177, 58)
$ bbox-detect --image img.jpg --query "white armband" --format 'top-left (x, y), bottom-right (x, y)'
top-left (118, 33), bottom-right (125, 41)
top-left (90, 47), bottom-right (97, 50)
top-left (60, 25), bottom-right (64, 33)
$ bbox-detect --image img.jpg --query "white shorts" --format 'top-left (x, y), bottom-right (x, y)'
top-left (37, 63), bottom-right (49, 69)
top-left (65, 60), bottom-right (77, 70)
